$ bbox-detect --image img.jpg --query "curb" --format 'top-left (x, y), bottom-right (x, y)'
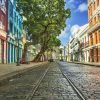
top-left (0, 62), bottom-right (48, 86)
top-left (67, 62), bottom-right (100, 67)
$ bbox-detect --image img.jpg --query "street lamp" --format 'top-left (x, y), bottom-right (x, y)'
top-left (15, 34), bottom-right (23, 66)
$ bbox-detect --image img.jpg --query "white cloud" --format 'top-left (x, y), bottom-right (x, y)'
top-left (77, 3), bottom-right (88, 12)
top-left (59, 30), bottom-right (66, 39)
top-left (59, 25), bottom-right (71, 39)
top-left (58, 25), bottom-right (71, 45)
top-left (70, 25), bottom-right (80, 36)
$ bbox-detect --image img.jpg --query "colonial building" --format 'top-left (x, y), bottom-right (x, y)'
top-left (7, 0), bottom-right (23, 63)
top-left (79, 24), bottom-right (89, 62)
top-left (88, 0), bottom-right (100, 62)
top-left (69, 24), bottom-right (89, 62)
top-left (22, 27), bottom-right (37, 63)
top-left (66, 42), bottom-right (71, 62)
top-left (70, 28), bottom-right (80, 61)
top-left (0, 0), bottom-right (8, 64)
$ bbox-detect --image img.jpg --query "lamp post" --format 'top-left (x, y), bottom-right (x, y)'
top-left (15, 34), bottom-right (20, 66)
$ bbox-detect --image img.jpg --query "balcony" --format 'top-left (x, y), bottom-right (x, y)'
top-left (88, 23), bottom-right (100, 34)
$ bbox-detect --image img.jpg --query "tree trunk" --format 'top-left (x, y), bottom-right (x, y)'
top-left (32, 46), bottom-right (46, 62)
top-left (21, 43), bottom-right (28, 63)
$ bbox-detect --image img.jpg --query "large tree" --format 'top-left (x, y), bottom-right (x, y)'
top-left (17, 0), bottom-right (71, 62)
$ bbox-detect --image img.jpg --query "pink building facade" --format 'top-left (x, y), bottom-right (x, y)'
top-left (0, 0), bottom-right (8, 64)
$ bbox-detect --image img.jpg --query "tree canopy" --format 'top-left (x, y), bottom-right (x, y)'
top-left (17, 0), bottom-right (71, 61)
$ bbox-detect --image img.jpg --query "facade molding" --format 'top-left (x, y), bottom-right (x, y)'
top-left (88, 43), bottom-right (100, 49)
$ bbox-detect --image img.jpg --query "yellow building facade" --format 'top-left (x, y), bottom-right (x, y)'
top-left (88, 0), bottom-right (100, 62)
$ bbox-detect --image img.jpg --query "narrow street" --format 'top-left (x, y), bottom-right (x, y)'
top-left (0, 0), bottom-right (100, 99)
top-left (0, 62), bottom-right (82, 100)
top-left (1, 62), bottom-right (100, 100)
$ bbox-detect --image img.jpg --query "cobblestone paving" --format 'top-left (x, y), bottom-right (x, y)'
top-left (59, 62), bottom-right (100, 100)
top-left (32, 63), bottom-right (80, 100)
top-left (0, 63), bottom-right (81, 100)
top-left (0, 64), bottom-right (49, 100)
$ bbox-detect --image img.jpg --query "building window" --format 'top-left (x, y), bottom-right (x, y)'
top-left (97, 0), bottom-right (99, 6)
top-left (14, 26), bottom-right (16, 35)
top-left (88, 7), bottom-right (91, 18)
top-left (90, 35), bottom-right (93, 45)
top-left (90, 4), bottom-right (92, 16)
top-left (94, 17), bottom-right (96, 25)
top-left (1, 15), bottom-right (5, 26)
top-left (94, 2), bottom-right (96, 10)
top-left (9, 3), bottom-right (13, 18)
top-left (9, 21), bottom-right (13, 33)
top-left (91, 19), bottom-right (93, 26)
top-left (99, 30), bottom-right (100, 43)
top-left (98, 14), bottom-right (100, 22)
top-left (14, 12), bottom-right (16, 22)
top-left (95, 32), bottom-right (97, 44)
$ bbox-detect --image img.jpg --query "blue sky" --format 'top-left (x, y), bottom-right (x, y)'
top-left (59, 0), bottom-right (88, 46)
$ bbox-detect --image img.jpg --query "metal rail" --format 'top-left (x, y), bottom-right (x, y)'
top-left (58, 63), bottom-right (87, 100)
top-left (26, 65), bottom-right (50, 100)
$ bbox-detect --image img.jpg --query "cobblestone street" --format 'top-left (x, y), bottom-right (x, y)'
top-left (0, 62), bottom-right (81, 100)
top-left (32, 63), bottom-right (80, 100)
top-left (59, 62), bottom-right (100, 100)
top-left (0, 62), bottom-right (100, 100)
top-left (0, 0), bottom-right (100, 99)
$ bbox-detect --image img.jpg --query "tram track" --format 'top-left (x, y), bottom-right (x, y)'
top-left (0, 62), bottom-right (87, 100)
top-left (25, 62), bottom-right (87, 100)
top-left (26, 65), bottom-right (50, 100)
top-left (58, 63), bottom-right (87, 100)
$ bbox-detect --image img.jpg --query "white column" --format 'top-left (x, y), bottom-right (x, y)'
top-left (4, 41), bottom-right (6, 63)
top-left (12, 45), bottom-right (14, 63)
top-left (15, 47), bottom-right (17, 62)
top-left (9, 44), bottom-right (11, 63)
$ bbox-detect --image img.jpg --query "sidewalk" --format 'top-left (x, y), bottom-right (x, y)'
top-left (67, 61), bottom-right (100, 67)
top-left (0, 62), bottom-right (48, 83)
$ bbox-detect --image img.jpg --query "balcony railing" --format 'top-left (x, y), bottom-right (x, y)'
top-left (88, 23), bottom-right (100, 34)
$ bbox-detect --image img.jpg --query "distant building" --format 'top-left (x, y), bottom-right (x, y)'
top-left (79, 24), bottom-right (89, 62)
top-left (69, 24), bottom-right (89, 62)
top-left (88, 0), bottom-right (100, 62)
top-left (0, 0), bottom-right (8, 64)
top-left (66, 42), bottom-right (71, 62)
